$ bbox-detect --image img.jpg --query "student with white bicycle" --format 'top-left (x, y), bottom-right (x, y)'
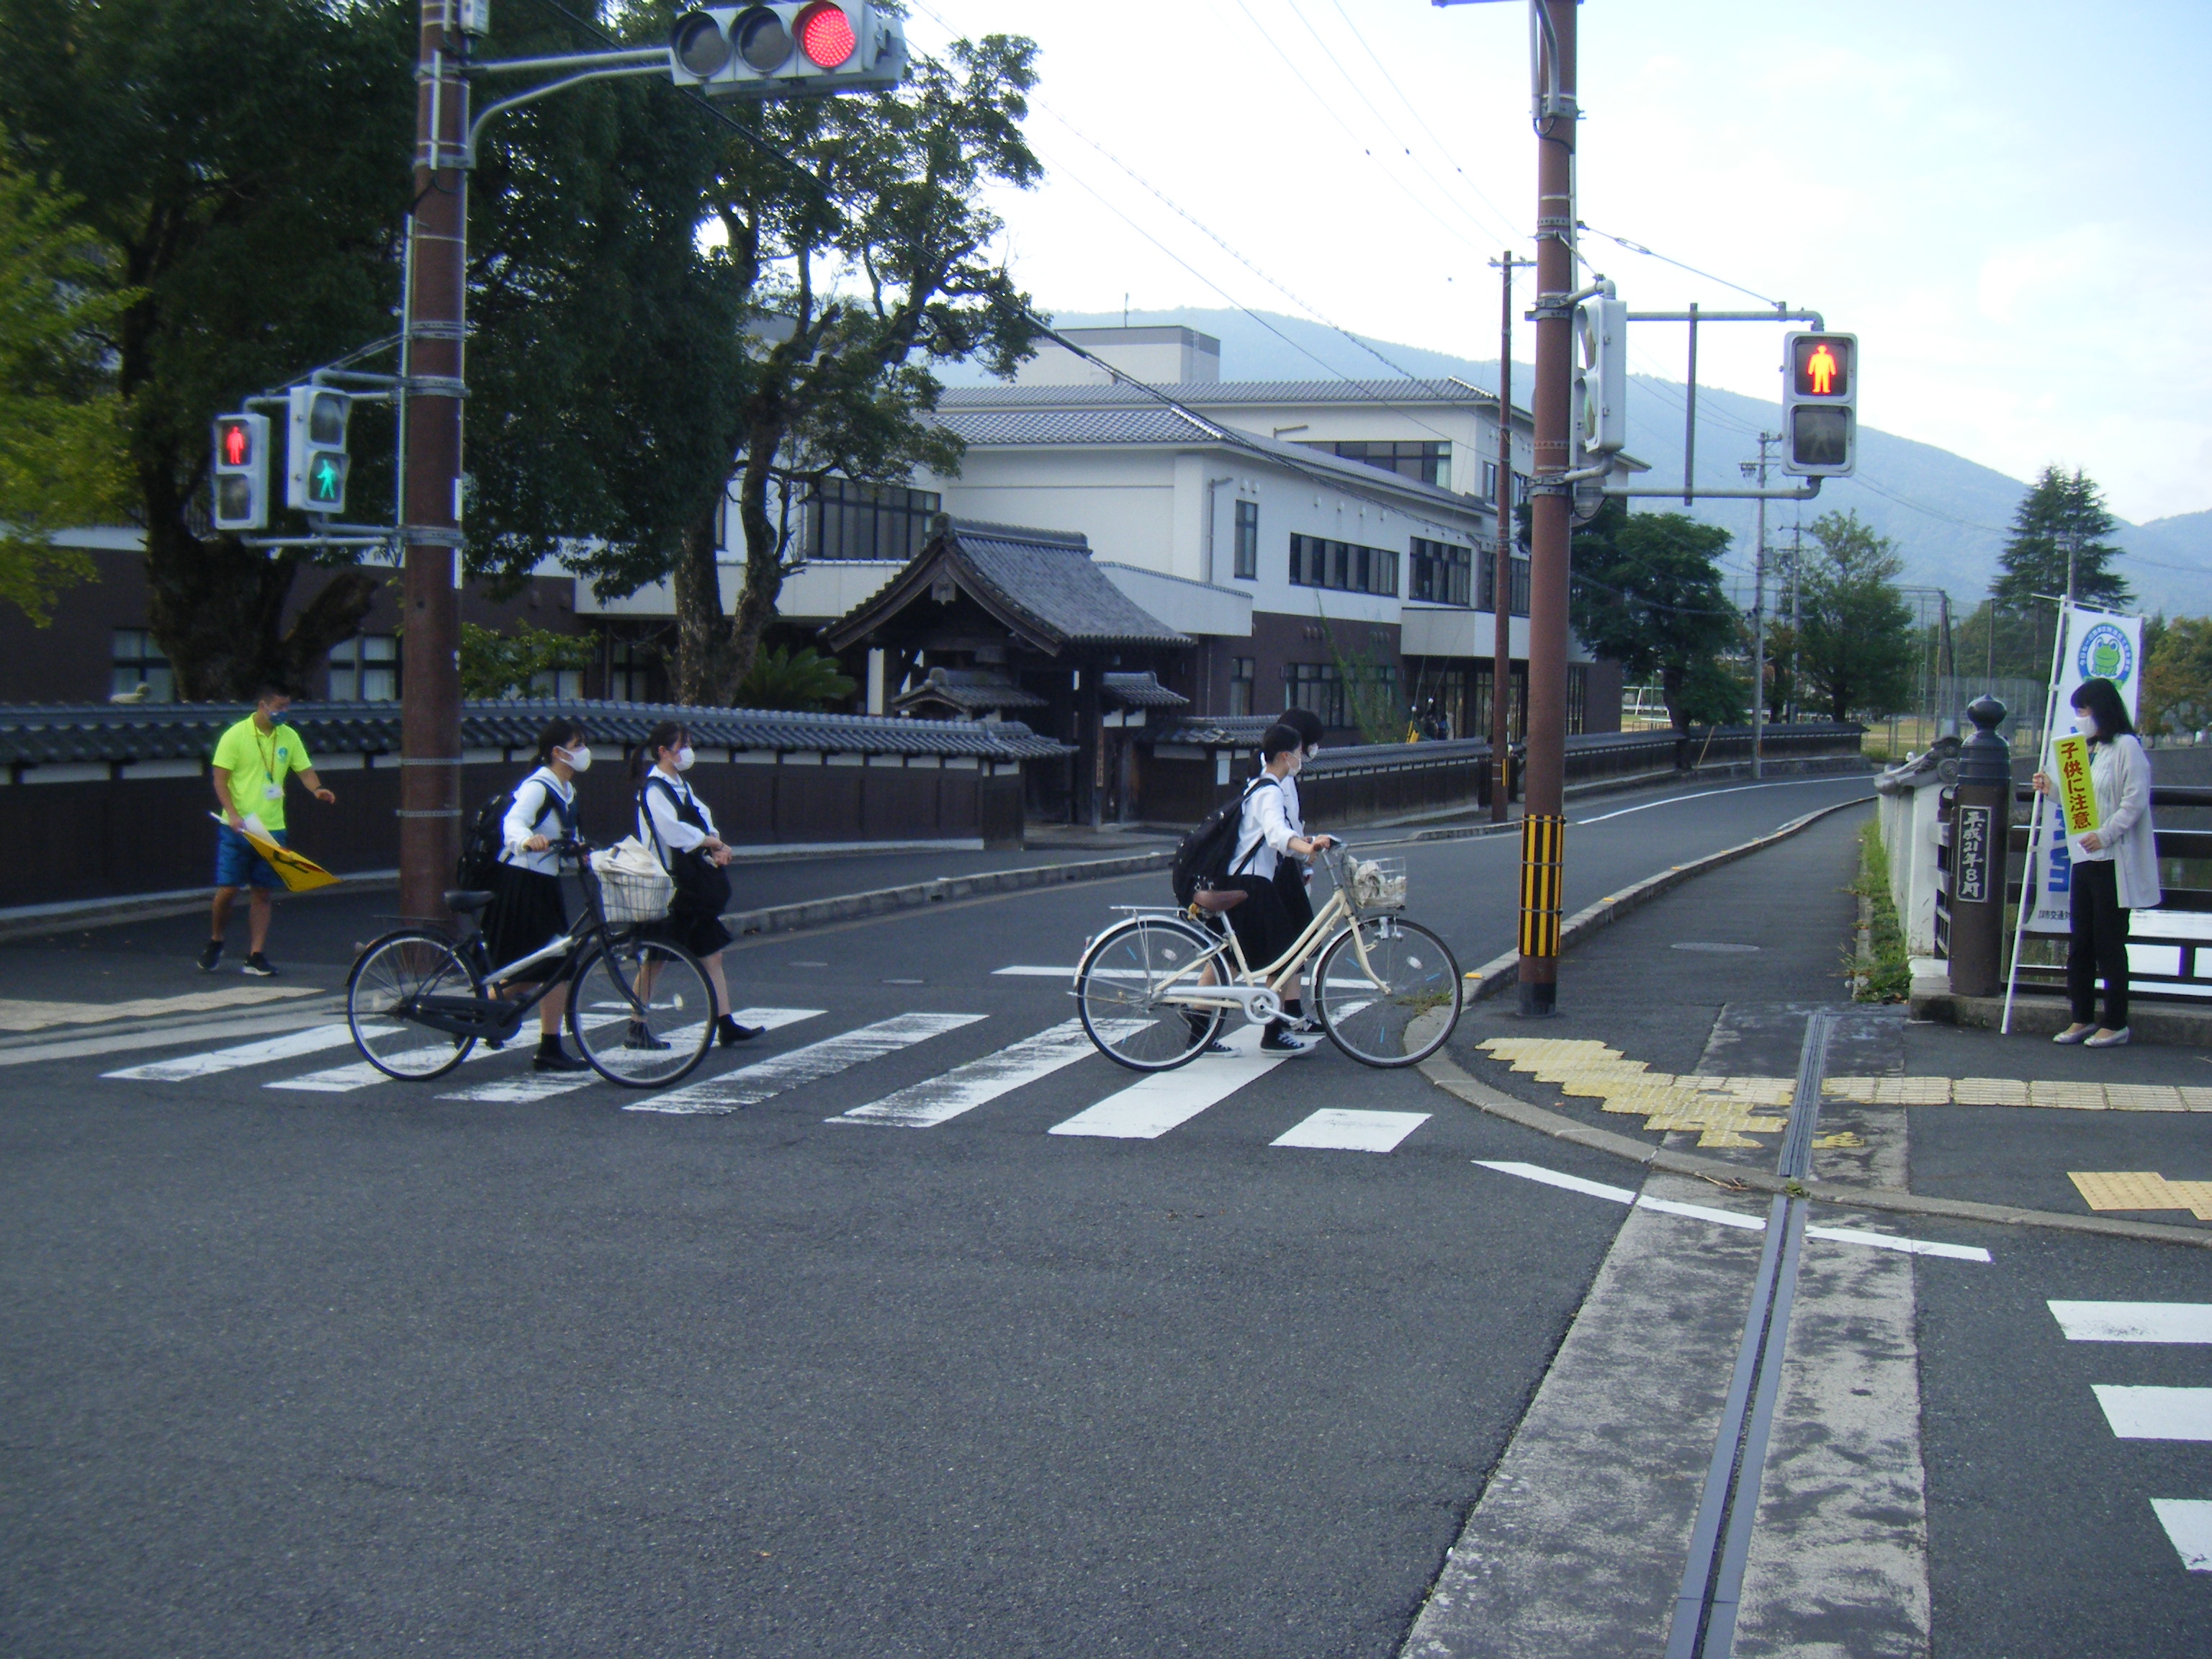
top-left (1212, 721), bottom-right (1336, 1053)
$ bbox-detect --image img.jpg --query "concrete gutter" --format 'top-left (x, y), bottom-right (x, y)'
top-left (1459, 793), bottom-right (1877, 1002)
top-left (726, 850), bottom-right (1175, 938)
top-left (1421, 1048), bottom-right (2212, 1251)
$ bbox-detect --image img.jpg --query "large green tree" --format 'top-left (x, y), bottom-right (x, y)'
top-left (0, 0), bottom-right (417, 697)
top-left (1798, 510), bottom-right (1915, 721)
top-left (1568, 501), bottom-right (1743, 730)
top-left (0, 158), bottom-right (135, 623)
top-left (1990, 464), bottom-right (2131, 613)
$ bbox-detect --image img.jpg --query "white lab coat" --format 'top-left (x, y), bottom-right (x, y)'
top-left (2072, 733), bottom-right (2161, 910)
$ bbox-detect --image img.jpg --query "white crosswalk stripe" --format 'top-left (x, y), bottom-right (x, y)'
top-left (1272, 1107), bottom-right (1429, 1152)
top-left (2151, 1501), bottom-right (2212, 1572)
top-left (1048, 1025), bottom-right (1294, 1140)
top-left (626, 1012), bottom-right (986, 1116)
top-left (2052, 1300), bottom-right (2212, 1572)
top-left (2049, 1301), bottom-right (2212, 1344)
top-left (832, 1018), bottom-right (1134, 1128)
top-left (437, 1008), bottom-right (826, 1104)
top-left (2090, 1385), bottom-right (2212, 1442)
top-left (104, 1022), bottom-right (379, 1082)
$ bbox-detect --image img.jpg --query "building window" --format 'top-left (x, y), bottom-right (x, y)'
top-left (606, 638), bottom-right (655, 703)
top-left (529, 667), bottom-right (583, 700)
top-left (329, 634), bottom-right (397, 702)
top-left (1233, 498), bottom-right (1258, 580)
top-left (1408, 538), bottom-right (1473, 606)
top-left (1476, 552), bottom-right (1532, 618)
top-left (802, 477), bottom-right (942, 562)
top-left (1481, 460), bottom-right (1499, 500)
top-left (111, 629), bottom-right (174, 702)
top-left (1300, 439), bottom-right (1449, 490)
top-left (1282, 660), bottom-right (1398, 732)
top-left (1287, 533), bottom-right (1398, 598)
top-left (1228, 655), bottom-right (1254, 716)
top-left (1513, 471), bottom-right (1531, 508)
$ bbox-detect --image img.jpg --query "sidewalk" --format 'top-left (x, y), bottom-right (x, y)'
top-left (1442, 801), bottom-right (2212, 1237)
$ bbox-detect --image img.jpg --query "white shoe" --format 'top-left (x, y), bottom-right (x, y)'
top-left (2083, 1027), bottom-right (2132, 1048)
top-left (2052, 1023), bottom-right (2095, 1044)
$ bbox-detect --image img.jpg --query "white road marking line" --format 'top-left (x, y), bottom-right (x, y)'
top-left (1474, 1161), bottom-right (1994, 1262)
top-left (624, 1012), bottom-right (985, 1116)
top-left (833, 1018), bottom-right (1128, 1128)
top-left (993, 965), bottom-right (1131, 978)
top-left (103, 1022), bottom-right (380, 1082)
top-left (438, 1009), bottom-right (825, 1104)
top-left (4, 1010), bottom-right (343, 1070)
top-left (1576, 777), bottom-right (1871, 824)
top-left (2092, 1385), bottom-right (2212, 1441)
top-left (2049, 1300), bottom-right (2212, 1344)
top-left (271, 1010), bottom-right (621, 1094)
top-left (1271, 1107), bottom-right (1429, 1152)
top-left (0, 985), bottom-right (316, 1033)
top-left (1048, 1025), bottom-right (1290, 1140)
top-left (2151, 1500), bottom-right (2212, 1571)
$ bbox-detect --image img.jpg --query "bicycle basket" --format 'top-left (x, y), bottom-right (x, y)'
top-left (590, 857), bottom-right (675, 925)
top-left (1348, 856), bottom-right (1408, 910)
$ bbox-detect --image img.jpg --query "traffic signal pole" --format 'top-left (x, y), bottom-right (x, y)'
top-left (1517, 0), bottom-right (1576, 1017)
top-left (398, 0), bottom-right (469, 929)
top-left (1488, 251), bottom-right (1531, 823)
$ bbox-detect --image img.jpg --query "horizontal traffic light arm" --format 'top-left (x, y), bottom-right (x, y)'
top-left (1602, 481), bottom-right (1824, 501)
top-left (464, 63), bottom-right (672, 168)
top-left (1624, 309), bottom-right (1827, 328)
top-left (469, 46), bottom-right (666, 76)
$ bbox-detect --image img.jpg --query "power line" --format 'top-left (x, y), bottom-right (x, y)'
top-left (1578, 223), bottom-right (1784, 310)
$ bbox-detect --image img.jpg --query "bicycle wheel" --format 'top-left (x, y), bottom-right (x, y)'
top-left (569, 935), bottom-right (715, 1088)
top-left (1313, 917), bottom-right (1462, 1068)
top-left (1076, 917), bottom-right (1225, 1071)
top-left (347, 929), bottom-right (484, 1081)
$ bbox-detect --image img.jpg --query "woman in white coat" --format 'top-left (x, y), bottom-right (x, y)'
top-left (2033, 677), bottom-right (2159, 1048)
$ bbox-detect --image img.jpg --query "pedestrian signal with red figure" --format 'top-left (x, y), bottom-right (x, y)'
top-left (1781, 331), bottom-right (1857, 477)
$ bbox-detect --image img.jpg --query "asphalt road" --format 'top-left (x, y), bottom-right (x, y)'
top-left (33, 770), bottom-right (2119, 1659)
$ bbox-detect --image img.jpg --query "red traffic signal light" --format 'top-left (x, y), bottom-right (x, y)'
top-left (1790, 334), bottom-right (1851, 400)
top-left (218, 417), bottom-right (255, 468)
top-left (795, 3), bottom-right (855, 68)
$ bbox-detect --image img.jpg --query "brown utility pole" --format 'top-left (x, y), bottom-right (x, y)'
top-left (1489, 251), bottom-right (1533, 822)
top-left (398, 0), bottom-right (469, 927)
top-left (1517, 0), bottom-right (1576, 1017)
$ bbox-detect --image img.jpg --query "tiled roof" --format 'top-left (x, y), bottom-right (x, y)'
top-left (891, 668), bottom-right (1049, 714)
top-left (1101, 672), bottom-right (1190, 710)
top-left (0, 700), bottom-right (1072, 766)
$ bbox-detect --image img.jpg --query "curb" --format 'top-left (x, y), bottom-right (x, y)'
top-left (1459, 792), bottom-right (1877, 1002)
top-left (726, 850), bottom-right (1176, 938)
top-left (1419, 1049), bottom-right (2212, 1251)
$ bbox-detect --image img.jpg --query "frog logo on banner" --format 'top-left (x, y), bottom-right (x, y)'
top-left (2074, 621), bottom-right (2134, 690)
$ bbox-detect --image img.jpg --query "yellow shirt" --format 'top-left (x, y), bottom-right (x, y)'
top-left (212, 716), bottom-right (314, 833)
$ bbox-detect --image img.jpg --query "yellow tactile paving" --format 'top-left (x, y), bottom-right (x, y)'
top-left (2069, 1172), bottom-right (2212, 1221)
top-left (1951, 1077), bottom-right (2031, 1107)
top-left (2105, 1084), bottom-right (2188, 1112)
top-left (2030, 1080), bottom-right (2108, 1110)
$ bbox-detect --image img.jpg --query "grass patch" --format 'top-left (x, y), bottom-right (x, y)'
top-left (1848, 819), bottom-right (1912, 1002)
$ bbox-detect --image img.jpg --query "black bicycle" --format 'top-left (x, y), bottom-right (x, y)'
top-left (343, 836), bottom-right (715, 1088)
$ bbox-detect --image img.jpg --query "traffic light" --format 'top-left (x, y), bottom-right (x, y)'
top-left (211, 413), bottom-right (271, 531)
top-left (668, 2), bottom-right (907, 98)
top-left (1575, 296), bottom-right (1628, 456)
top-left (1782, 331), bottom-right (1856, 476)
top-left (286, 386), bottom-right (352, 513)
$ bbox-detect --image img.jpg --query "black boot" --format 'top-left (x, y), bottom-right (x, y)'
top-left (718, 1014), bottom-right (763, 1046)
top-left (534, 1035), bottom-right (590, 1073)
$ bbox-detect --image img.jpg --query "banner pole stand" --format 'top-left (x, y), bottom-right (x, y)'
top-left (2002, 602), bottom-right (2075, 1035)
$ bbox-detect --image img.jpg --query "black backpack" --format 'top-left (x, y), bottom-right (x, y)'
top-left (1170, 775), bottom-right (1278, 906)
top-left (456, 782), bottom-right (567, 890)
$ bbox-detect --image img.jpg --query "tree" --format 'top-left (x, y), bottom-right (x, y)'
top-left (2143, 616), bottom-right (2212, 739)
top-left (457, 621), bottom-right (597, 701)
top-left (1568, 501), bottom-right (1741, 731)
top-left (1991, 464), bottom-right (2131, 613)
top-left (734, 643), bottom-right (856, 711)
top-left (0, 0), bottom-right (417, 697)
top-left (0, 159), bottom-right (135, 623)
top-left (1798, 511), bottom-right (1915, 721)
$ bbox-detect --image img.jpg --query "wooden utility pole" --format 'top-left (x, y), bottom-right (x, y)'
top-left (397, 0), bottom-right (469, 927)
top-left (1488, 251), bottom-right (1533, 823)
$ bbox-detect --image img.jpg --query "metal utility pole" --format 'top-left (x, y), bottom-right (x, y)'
top-left (1739, 431), bottom-right (1779, 778)
top-left (1788, 519), bottom-right (1802, 723)
top-left (398, 0), bottom-right (469, 928)
top-left (1488, 250), bottom-right (1533, 823)
top-left (1517, 0), bottom-right (1576, 1018)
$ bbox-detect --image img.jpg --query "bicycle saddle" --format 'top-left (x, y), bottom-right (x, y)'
top-left (443, 889), bottom-right (497, 914)
top-left (1190, 888), bottom-right (1247, 913)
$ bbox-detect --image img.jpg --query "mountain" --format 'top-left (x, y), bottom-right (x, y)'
top-left (942, 307), bottom-right (2211, 617)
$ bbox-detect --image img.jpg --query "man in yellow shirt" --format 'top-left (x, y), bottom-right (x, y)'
top-left (202, 687), bottom-right (335, 976)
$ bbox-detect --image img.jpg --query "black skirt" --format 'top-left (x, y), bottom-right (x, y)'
top-left (485, 864), bottom-right (570, 983)
top-left (659, 894), bottom-right (733, 961)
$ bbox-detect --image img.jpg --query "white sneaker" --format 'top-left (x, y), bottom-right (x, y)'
top-left (2083, 1027), bottom-right (2132, 1048)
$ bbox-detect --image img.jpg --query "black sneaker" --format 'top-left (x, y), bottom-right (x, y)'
top-left (1258, 1023), bottom-right (1309, 1053)
top-left (1290, 1016), bottom-right (1326, 1036)
top-left (241, 952), bottom-right (276, 978)
top-left (533, 1047), bottom-right (591, 1074)
top-left (624, 1021), bottom-right (671, 1051)
top-left (197, 941), bottom-right (224, 973)
top-left (1184, 1016), bottom-right (1231, 1055)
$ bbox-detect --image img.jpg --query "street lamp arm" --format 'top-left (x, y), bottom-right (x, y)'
top-left (464, 63), bottom-right (671, 168)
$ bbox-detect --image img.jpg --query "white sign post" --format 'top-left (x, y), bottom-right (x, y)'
top-left (2000, 603), bottom-right (2144, 1033)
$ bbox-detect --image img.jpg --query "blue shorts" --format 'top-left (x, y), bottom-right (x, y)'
top-left (215, 824), bottom-right (288, 891)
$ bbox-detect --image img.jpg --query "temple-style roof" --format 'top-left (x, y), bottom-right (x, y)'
top-left (890, 667), bottom-right (1049, 718)
top-left (1100, 671), bottom-right (1189, 711)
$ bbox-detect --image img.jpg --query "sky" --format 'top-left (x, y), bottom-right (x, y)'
top-left (895, 0), bottom-right (2212, 527)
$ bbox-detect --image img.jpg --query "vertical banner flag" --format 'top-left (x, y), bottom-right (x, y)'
top-left (2025, 607), bottom-right (2141, 933)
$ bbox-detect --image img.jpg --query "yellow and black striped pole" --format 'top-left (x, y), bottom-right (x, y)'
top-left (1517, 811), bottom-right (1565, 1014)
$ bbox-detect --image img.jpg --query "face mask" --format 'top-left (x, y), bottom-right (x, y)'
top-left (2074, 714), bottom-right (2098, 739)
top-left (558, 744), bottom-right (592, 773)
top-left (675, 746), bottom-right (696, 773)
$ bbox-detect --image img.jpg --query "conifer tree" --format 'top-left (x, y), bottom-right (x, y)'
top-left (1990, 465), bottom-right (2130, 612)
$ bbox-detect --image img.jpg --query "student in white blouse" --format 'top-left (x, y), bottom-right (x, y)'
top-left (485, 718), bottom-right (590, 1073)
top-left (634, 722), bottom-right (760, 1047)
top-left (1216, 721), bottom-right (1336, 1051)
top-left (2033, 677), bottom-right (2160, 1048)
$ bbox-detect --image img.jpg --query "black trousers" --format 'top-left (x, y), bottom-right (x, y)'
top-left (2067, 858), bottom-right (2129, 1028)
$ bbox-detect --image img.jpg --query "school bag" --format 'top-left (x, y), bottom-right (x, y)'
top-left (456, 781), bottom-right (569, 890)
top-left (1169, 775), bottom-right (1279, 906)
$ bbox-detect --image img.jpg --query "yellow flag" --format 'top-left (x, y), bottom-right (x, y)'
top-left (2051, 735), bottom-right (2100, 836)
top-left (211, 814), bottom-right (341, 893)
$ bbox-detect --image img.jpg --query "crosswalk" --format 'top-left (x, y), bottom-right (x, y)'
top-left (2052, 1299), bottom-right (2212, 1572)
top-left (86, 999), bottom-right (1441, 1157)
